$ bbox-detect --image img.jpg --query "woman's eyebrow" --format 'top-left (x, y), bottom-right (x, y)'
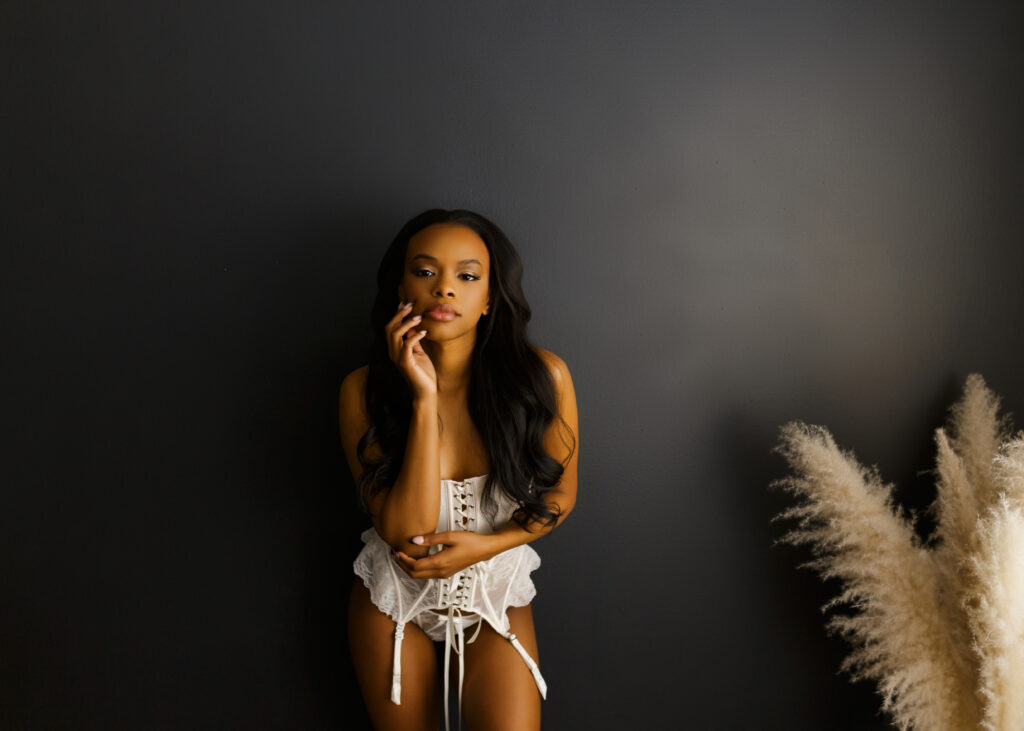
top-left (411, 254), bottom-right (483, 266)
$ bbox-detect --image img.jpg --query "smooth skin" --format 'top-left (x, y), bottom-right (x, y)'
top-left (339, 222), bottom-right (579, 730)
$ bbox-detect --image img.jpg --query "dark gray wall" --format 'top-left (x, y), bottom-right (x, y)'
top-left (4, 1), bottom-right (1023, 729)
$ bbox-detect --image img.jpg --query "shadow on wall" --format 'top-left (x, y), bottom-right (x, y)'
top-left (230, 211), bottom-right (396, 729)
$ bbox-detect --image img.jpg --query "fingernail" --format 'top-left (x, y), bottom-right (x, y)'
top-left (411, 536), bottom-right (424, 545)
top-left (411, 315), bottom-right (421, 321)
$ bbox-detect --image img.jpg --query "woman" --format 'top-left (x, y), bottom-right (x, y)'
top-left (339, 209), bottom-right (579, 731)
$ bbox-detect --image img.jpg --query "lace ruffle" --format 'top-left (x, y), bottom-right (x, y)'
top-left (352, 528), bottom-right (541, 641)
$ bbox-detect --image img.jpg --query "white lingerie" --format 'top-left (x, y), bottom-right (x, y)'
top-left (352, 474), bottom-right (546, 730)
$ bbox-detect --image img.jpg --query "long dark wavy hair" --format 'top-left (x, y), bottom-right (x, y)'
top-left (356, 209), bottom-right (573, 530)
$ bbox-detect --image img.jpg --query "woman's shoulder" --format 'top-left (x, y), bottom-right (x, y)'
top-left (531, 347), bottom-right (572, 387)
top-left (342, 364), bottom-right (369, 385)
top-left (339, 365), bottom-right (370, 416)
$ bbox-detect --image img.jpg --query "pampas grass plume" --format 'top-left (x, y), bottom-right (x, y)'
top-left (774, 374), bottom-right (1024, 730)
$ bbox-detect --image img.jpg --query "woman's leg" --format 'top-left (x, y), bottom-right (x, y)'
top-left (460, 604), bottom-right (542, 730)
top-left (348, 579), bottom-right (441, 731)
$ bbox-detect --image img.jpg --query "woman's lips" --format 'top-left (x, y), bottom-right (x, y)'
top-left (423, 309), bottom-right (456, 322)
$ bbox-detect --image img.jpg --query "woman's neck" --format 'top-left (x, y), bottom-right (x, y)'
top-left (422, 336), bottom-right (475, 394)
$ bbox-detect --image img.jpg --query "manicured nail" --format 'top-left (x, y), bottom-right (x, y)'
top-left (411, 315), bottom-right (421, 321)
top-left (411, 536), bottom-right (424, 545)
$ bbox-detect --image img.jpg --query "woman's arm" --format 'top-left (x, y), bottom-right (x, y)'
top-left (393, 349), bottom-right (579, 577)
top-left (338, 366), bottom-right (440, 558)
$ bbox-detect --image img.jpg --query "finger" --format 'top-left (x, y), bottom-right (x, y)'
top-left (397, 551), bottom-right (441, 572)
top-left (401, 328), bottom-right (428, 357)
top-left (384, 302), bottom-right (415, 341)
top-left (397, 320), bottom-right (424, 356)
top-left (385, 301), bottom-right (414, 332)
top-left (393, 550), bottom-right (414, 569)
top-left (409, 330), bottom-right (430, 356)
top-left (412, 531), bottom-right (455, 546)
top-left (393, 556), bottom-right (421, 573)
top-left (394, 552), bottom-right (443, 579)
top-left (393, 299), bottom-right (413, 316)
top-left (385, 305), bottom-right (406, 361)
top-left (387, 311), bottom-right (422, 359)
top-left (393, 556), bottom-right (417, 573)
top-left (400, 558), bottom-right (466, 580)
top-left (401, 319), bottom-right (425, 340)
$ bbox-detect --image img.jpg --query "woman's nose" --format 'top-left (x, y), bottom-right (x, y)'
top-left (433, 276), bottom-right (455, 297)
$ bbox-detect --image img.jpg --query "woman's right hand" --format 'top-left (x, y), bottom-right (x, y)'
top-left (386, 300), bottom-right (438, 399)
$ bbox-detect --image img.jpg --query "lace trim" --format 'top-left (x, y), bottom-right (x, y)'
top-left (352, 476), bottom-right (541, 636)
top-left (353, 530), bottom-right (540, 636)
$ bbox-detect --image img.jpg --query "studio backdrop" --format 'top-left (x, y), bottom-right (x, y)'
top-left (3, 1), bottom-right (1023, 729)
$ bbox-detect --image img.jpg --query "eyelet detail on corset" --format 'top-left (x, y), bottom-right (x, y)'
top-left (437, 479), bottom-right (479, 610)
top-left (438, 565), bottom-right (477, 610)
top-left (449, 479), bottom-right (478, 532)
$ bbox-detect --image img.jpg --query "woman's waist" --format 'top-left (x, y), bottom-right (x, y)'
top-left (360, 529), bottom-right (537, 578)
top-left (361, 525), bottom-right (532, 558)
top-left (425, 606), bottom-right (479, 617)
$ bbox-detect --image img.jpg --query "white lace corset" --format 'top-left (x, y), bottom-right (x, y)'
top-left (432, 474), bottom-right (512, 613)
top-left (351, 474), bottom-right (546, 731)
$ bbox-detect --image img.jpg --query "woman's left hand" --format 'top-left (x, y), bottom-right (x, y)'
top-left (393, 530), bottom-right (500, 579)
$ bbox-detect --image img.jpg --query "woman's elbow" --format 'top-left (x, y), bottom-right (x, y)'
top-left (370, 509), bottom-right (405, 549)
top-left (373, 512), bottom-right (434, 552)
top-left (552, 495), bottom-right (576, 528)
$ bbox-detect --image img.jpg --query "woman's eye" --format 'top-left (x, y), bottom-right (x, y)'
top-left (412, 269), bottom-right (479, 281)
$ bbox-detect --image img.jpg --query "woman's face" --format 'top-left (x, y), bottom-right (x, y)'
top-left (398, 223), bottom-right (491, 342)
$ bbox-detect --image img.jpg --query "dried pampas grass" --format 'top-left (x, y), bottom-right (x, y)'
top-left (774, 374), bottom-right (1024, 730)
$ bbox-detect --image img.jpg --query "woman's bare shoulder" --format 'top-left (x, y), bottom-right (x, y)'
top-left (338, 365), bottom-right (370, 432)
top-left (532, 346), bottom-right (572, 384)
top-left (340, 364), bottom-right (369, 391)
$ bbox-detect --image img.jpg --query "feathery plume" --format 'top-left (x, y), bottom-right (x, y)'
top-left (774, 374), bottom-right (1023, 730)
top-left (969, 443), bottom-right (1024, 730)
top-left (948, 373), bottom-right (1008, 519)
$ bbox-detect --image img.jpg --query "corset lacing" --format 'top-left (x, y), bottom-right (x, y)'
top-left (438, 478), bottom-right (481, 731)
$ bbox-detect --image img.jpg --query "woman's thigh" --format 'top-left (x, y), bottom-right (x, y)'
top-left (460, 604), bottom-right (542, 731)
top-left (348, 579), bottom-right (441, 731)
